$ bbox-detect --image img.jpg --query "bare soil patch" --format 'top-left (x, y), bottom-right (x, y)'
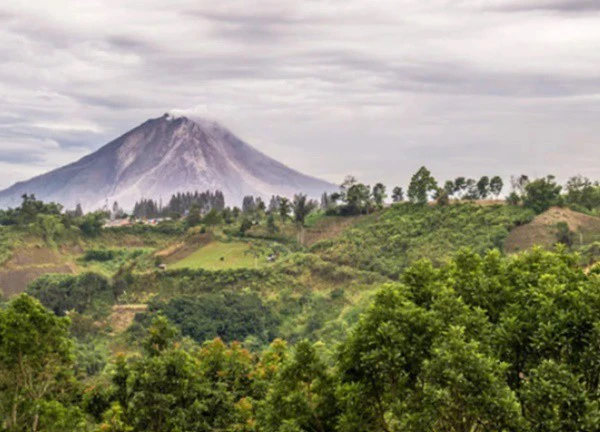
top-left (0, 264), bottom-right (75, 297)
top-left (505, 207), bottom-right (600, 253)
top-left (110, 304), bottom-right (148, 333)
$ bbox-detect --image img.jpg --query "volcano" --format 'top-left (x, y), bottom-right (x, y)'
top-left (0, 114), bottom-right (336, 210)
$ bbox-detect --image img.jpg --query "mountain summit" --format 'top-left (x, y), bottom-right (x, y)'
top-left (0, 114), bottom-right (336, 210)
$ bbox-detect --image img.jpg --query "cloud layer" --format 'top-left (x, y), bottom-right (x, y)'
top-left (1, 0), bottom-right (599, 190)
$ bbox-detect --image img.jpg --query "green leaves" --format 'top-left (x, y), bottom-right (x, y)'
top-left (0, 294), bottom-right (78, 431)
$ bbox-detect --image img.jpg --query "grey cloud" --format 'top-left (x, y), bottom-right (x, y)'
top-left (496, 0), bottom-right (600, 13)
top-left (0, 150), bottom-right (45, 165)
top-left (0, 0), bottom-right (599, 189)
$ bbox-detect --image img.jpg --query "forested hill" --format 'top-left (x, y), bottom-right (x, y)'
top-left (1, 169), bottom-right (600, 431)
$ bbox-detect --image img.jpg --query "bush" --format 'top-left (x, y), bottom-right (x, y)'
top-left (83, 248), bottom-right (117, 262)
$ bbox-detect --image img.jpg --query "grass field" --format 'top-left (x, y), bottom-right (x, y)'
top-left (170, 241), bottom-right (263, 270)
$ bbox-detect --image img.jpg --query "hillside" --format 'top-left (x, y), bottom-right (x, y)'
top-left (311, 203), bottom-right (535, 278)
top-left (0, 114), bottom-right (335, 210)
top-left (505, 206), bottom-right (600, 253)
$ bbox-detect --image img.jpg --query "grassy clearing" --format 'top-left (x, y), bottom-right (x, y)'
top-left (170, 241), bottom-right (263, 270)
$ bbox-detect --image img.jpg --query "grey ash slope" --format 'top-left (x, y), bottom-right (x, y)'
top-left (0, 114), bottom-right (336, 210)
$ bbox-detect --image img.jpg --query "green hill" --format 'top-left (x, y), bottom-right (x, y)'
top-left (311, 203), bottom-right (535, 278)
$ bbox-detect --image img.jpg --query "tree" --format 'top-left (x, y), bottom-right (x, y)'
top-left (35, 214), bottom-right (65, 245)
top-left (477, 176), bottom-right (490, 199)
top-left (340, 175), bottom-right (358, 202)
top-left (337, 284), bottom-right (439, 431)
top-left (435, 188), bottom-right (449, 206)
top-left (239, 217), bottom-right (253, 236)
top-left (242, 196), bottom-right (256, 214)
top-left (453, 177), bottom-right (467, 198)
top-left (490, 176), bottom-right (504, 198)
top-left (0, 295), bottom-right (76, 431)
top-left (523, 175), bottom-right (562, 214)
top-left (407, 167), bottom-right (438, 204)
top-left (520, 360), bottom-right (598, 431)
top-left (371, 183), bottom-right (387, 209)
top-left (278, 198), bottom-right (291, 222)
top-left (419, 326), bottom-right (523, 431)
top-left (391, 186), bottom-right (404, 203)
top-left (112, 201), bottom-right (122, 220)
top-left (320, 192), bottom-right (332, 211)
top-left (292, 194), bottom-right (317, 245)
top-left (443, 180), bottom-right (455, 197)
top-left (564, 175), bottom-right (600, 211)
top-left (463, 178), bottom-right (479, 200)
top-left (344, 183), bottom-right (371, 214)
top-left (513, 174), bottom-right (530, 193)
top-left (74, 203), bottom-right (84, 217)
top-left (506, 191), bottom-right (521, 206)
top-left (266, 213), bottom-right (278, 234)
top-left (256, 197), bottom-right (267, 215)
top-left (78, 211), bottom-right (107, 237)
top-left (202, 209), bottom-right (221, 225)
top-left (187, 204), bottom-right (202, 227)
top-left (268, 195), bottom-right (280, 214)
top-left (259, 341), bottom-right (338, 432)
top-left (152, 292), bottom-right (277, 344)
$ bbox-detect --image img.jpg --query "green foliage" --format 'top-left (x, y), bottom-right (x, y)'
top-left (523, 175), bottom-right (563, 214)
top-left (0, 294), bottom-right (81, 431)
top-left (83, 248), bottom-right (118, 262)
top-left (105, 220), bottom-right (186, 236)
top-left (0, 194), bottom-right (63, 226)
top-left (490, 175), bottom-right (504, 197)
top-left (149, 292), bottom-right (279, 345)
top-left (312, 203), bottom-right (534, 278)
top-left (391, 186), bottom-right (404, 202)
top-left (555, 221), bottom-right (575, 247)
top-left (407, 166), bottom-right (438, 204)
top-left (239, 217), bottom-right (253, 236)
top-left (564, 175), bottom-right (600, 213)
top-left (34, 214), bottom-right (66, 245)
top-left (335, 248), bottom-right (600, 431)
top-left (78, 211), bottom-right (108, 237)
top-left (27, 272), bottom-right (113, 316)
top-left (259, 340), bottom-right (338, 432)
top-left (520, 360), bottom-right (599, 431)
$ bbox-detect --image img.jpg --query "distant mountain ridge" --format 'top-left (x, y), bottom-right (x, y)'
top-left (0, 114), bottom-right (336, 210)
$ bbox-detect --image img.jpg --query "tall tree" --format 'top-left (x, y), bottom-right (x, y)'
top-left (372, 183), bottom-right (387, 209)
top-left (407, 166), bottom-right (438, 204)
top-left (278, 197), bottom-right (291, 222)
top-left (477, 176), bottom-right (490, 199)
top-left (391, 186), bottom-right (404, 203)
top-left (292, 194), bottom-right (317, 245)
top-left (242, 196), bottom-right (256, 214)
top-left (490, 176), bottom-right (504, 198)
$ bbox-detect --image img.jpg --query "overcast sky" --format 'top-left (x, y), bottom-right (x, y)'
top-left (1, 0), bottom-right (599, 190)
